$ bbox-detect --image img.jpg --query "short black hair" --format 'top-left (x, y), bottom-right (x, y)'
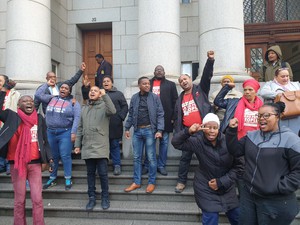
top-left (263, 101), bottom-right (285, 116)
top-left (103, 75), bottom-right (114, 84)
top-left (95, 54), bottom-right (104, 59)
top-left (138, 76), bottom-right (149, 84)
top-left (0, 74), bottom-right (8, 82)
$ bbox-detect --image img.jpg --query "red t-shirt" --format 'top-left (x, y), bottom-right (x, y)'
top-left (181, 93), bottom-right (202, 127)
top-left (7, 123), bottom-right (40, 161)
top-left (238, 108), bottom-right (259, 140)
top-left (152, 80), bottom-right (161, 96)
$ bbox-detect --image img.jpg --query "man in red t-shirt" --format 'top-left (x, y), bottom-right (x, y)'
top-left (173, 51), bottom-right (215, 193)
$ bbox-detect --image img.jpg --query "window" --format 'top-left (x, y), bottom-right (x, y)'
top-left (244, 0), bottom-right (266, 24)
top-left (181, 0), bottom-right (191, 4)
top-left (181, 62), bottom-right (199, 81)
top-left (244, 0), bottom-right (300, 24)
top-left (181, 62), bottom-right (192, 77)
top-left (275, 0), bottom-right (300, 21)
top-left (51, 60), bottom-right (59, 77)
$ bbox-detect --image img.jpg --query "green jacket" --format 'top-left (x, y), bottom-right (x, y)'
top-left (259, 45), bottom-right (293, 82)
top-left (74, 95), bottom-right (116, 160)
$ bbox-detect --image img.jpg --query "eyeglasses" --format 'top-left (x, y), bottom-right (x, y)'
top-left (257, 113), bottom-right (278, 119)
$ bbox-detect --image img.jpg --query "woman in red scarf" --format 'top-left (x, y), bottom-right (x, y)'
top-left (214, 79), bottom-right (263, 139)
top-left (0, 95), bottom-right (53, 225)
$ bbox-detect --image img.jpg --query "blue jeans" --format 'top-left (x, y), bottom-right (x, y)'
top-left (109, 138), bottom-right (121, 167)
top-left (144, 132), bottom-right (169, 169)
top-left (85, 158), bottom-right (109, 199)
top-left (0, 156), bottom-right (6, 173)
top-left (202, 207), bottom-right (239, 225)
top-left (239, 184), bottom-right (299, 225)
top-left (132, 127), bottom-right (157, 185)
top-left (47, 128), bottom-right (73, 180)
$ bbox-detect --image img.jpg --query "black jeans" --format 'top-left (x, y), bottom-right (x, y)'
top-left (85, 158), bottom-right (109, 200)
top-left (177, 150), bottom-right (193, 184)
top-left (239, 184), bottom-right (299, 225)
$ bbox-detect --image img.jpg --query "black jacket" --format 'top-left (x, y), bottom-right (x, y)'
top-left (226, 126), bottom-right (300, 197)
top-left (150, 77), bottom-right (178, 132)
top-left (95, 60), bottom-right (112, 88)
top-left (0, 109), bottom-right (52, 163)
top-left (172, 128), bottom-right (243, 212)
top-left (106, 87), bottom-right (128, 139)
top-left (174, 58), bottom-right (214, 132)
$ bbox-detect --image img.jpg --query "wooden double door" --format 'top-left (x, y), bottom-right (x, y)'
top-left (83, 30), bottom-right (112, 86)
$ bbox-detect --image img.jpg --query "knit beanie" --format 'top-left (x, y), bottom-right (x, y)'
top-left (221, 75), bottom-right (234, 83)
top-left (202, 113), bottom-right (220, 127)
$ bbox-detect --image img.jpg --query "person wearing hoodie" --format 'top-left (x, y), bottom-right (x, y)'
top-left (259, 45), bottom-right (293, 82)
top-left (34, 62), bottom-right (86, 114)
top-left (74, 86), bottom-right (116, 211)
top-left (226, 102), bottom-right (300, 225)
top-left (35, 82), bottom-right (81, 191)
top-left (81, 75), bottom-right (128, 175)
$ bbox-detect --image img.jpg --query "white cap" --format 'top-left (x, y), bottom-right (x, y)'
top-left (202, 113), bottom-right (220, 127)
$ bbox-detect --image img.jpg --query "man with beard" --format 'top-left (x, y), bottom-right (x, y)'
top-left (142, 65), bottom-right (178, 176)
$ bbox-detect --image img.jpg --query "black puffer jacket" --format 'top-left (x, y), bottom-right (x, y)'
top-left (172, 128), bottom-right (243, 212)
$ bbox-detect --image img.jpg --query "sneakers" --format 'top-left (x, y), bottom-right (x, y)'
top-left (43, 179), bottom-right (57, 190)
top-left (113, 165), bottom-right (121, 176)
top-left (175, 183), bottom-right (186, 193)
top-left (157, 167), bottom-right (168, 176)
top-left (65, 179), bottom-right (72, 191)
top-left (101, 198), bottom-right (110, 210)
top-left (86, 198), bottom-right (96, 211)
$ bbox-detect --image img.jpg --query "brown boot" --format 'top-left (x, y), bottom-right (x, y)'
top-left (124, 183), bottom-right (141, 192)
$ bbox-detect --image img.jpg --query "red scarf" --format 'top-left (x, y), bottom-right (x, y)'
top-left (234, 96), bottom-right (263, 133)
top-left (14, 109), bottom-right (38, 178)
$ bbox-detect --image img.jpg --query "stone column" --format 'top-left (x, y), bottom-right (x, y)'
top-left (138, 0), bottom-right (180, 80)
top-left (6, 0), bottom-right (51, 92)
top-left (198, 0), bottom-right (249, 83)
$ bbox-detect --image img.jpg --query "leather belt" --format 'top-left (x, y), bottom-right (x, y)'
top-left (137, 125), bottom-right (151, 128)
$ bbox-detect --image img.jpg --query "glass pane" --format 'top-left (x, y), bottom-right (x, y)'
top-left (287, 0), bottom-right (300, 20)
top-left (181, 63), bottom-right (192, 77)
top-left (244, 0), bottom-right (266, 24)
top-left (275, 0), bottom-right (287, 21)
top-left (250, 48), bottom-right (263, 72)
top-left (275, 0), bottom-right (300, 21)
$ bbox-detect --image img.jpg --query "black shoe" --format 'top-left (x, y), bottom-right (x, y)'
top-left (43, 179), bottom-right (57, 190)
top-left (142, 167), bottom-right (148, 175)
top-left (86, 198), bottom-right (96, 211)
top-left (113, 165), bottom-right (121, 176)
top-left (101, 198), bottom-right (110, 210)
top-left (158, 167), bottom-right (168, 176)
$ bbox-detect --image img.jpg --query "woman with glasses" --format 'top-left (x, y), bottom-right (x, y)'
top-left (226, 102), bottom-right (300, 225)
top-left (214, 79), bottom-right (263, 139)
top-left (172, 113), bottom-right (243, 225)
top-left (260, 67), bottom-right (300, 136)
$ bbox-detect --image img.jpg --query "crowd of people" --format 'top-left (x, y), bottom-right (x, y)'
top-left (1, 46), bottom-right (300, 225)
